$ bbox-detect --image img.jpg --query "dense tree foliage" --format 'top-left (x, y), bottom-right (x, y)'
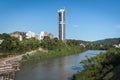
top-left (40, 36), bottom-right (65, 50)
top-left (73, 48), bottom-right (120, 80)
top-left (66, 40), bottom-right (80, 46)
top-left (0, 33), bottom-right (85, 58)
top-left (0, 33), bottom-right (19, 53)
top-left (0, 33), bottom-right (40, 57)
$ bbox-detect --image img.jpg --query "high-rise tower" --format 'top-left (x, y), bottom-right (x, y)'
top-left (58, 9), bottom-right (65, 41)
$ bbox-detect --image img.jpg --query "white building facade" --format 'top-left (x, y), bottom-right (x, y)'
top-left (36, 32), bottom-right (53, 40)
top-left (26, 31), bottom-right (35, 39)
top-left (26, 31), bottom-right (53, 40)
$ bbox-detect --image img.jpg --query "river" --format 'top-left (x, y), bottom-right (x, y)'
top-left (15, 50), bottom-right (105, 80)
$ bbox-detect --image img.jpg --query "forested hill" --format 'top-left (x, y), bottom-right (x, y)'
top-left (77, 38), bottom-right (120, 45)
top-left (76, 38), bottom-right (120, 50)
top-left (92, 38), bottom-right (120, 44)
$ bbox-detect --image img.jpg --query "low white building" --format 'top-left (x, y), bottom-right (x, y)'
top-left (19, 35), bottom-right (23, 41)
top-left (26, 31), bottom-right (35, 39)
top-left (26, 31), bottom-right (53, 40)
top-left (80, 43), bottom-right (86, 47)
top-left (113, 44), bottom-right (120, 48)
top-left (36, 32), bottom-right (53, 40)
top-left (0, 39), bottom-right (4, 44)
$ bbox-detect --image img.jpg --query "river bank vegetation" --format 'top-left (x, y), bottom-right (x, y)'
top-left (0, 33), bottom-right (40, 58)
top-left (22, 37), bottom-right (85, 61)
top-left (0, 33), bottom-right (85, 60)
top-left (22, 46), bottom-right (84, 62)
top-left (73, 48), bottom-right (120, 80)
top-left (1, 33), bottom-right (120, 79)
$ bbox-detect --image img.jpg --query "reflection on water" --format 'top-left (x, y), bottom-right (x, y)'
top-left (15, 50), bottom-right (105, 80)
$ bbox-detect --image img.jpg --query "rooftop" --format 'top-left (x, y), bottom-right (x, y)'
top-left (58, 9), bottom-right (65, 12)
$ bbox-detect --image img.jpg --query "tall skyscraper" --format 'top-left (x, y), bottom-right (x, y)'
top-left (58, 9), bottom-right (65, 41)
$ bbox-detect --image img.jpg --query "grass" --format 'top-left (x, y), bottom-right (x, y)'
top-left (22, 46), bottom-right (85, 62)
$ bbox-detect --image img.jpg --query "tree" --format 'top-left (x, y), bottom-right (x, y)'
top-left (0, 35), bottom-right (19, 53)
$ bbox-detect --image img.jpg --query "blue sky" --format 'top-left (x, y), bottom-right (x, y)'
top-left (0, 0), bottom-right (120, 41)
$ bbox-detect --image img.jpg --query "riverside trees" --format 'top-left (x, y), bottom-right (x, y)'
top-left (0, 33), bottom-right (84, 58)
top-left (0, 33), bottom-right (40, 57)
top-left (40, 36), bottom-right (65, 50)
top-left (73, 48), bottom-right (120, 80)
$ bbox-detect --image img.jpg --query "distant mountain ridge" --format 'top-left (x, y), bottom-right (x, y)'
top-left (92, 38), bottom-right (120, 45)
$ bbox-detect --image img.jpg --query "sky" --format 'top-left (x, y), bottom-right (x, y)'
top-left (0, 0), bottom-right (120, 41)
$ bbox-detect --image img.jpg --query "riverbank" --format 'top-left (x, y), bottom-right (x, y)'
top-left (0, 49), bottom-right (38, 80)
top-left (0, 45), bottom-right (85, 80)
top-left (0, 50), bottom-right (38, 74)
top-left (0, 46), bottom-right (84, 68)
top-left (15, 50), bottom-right (104, 80)
top-left (22, 46), bottom-right (85, 62)
top-left (72, 48), bottom-right (120, 80)
top-left (0, 45), bottom-right (85, 66)
top-left (0, 50), bottom-right (36, 65)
